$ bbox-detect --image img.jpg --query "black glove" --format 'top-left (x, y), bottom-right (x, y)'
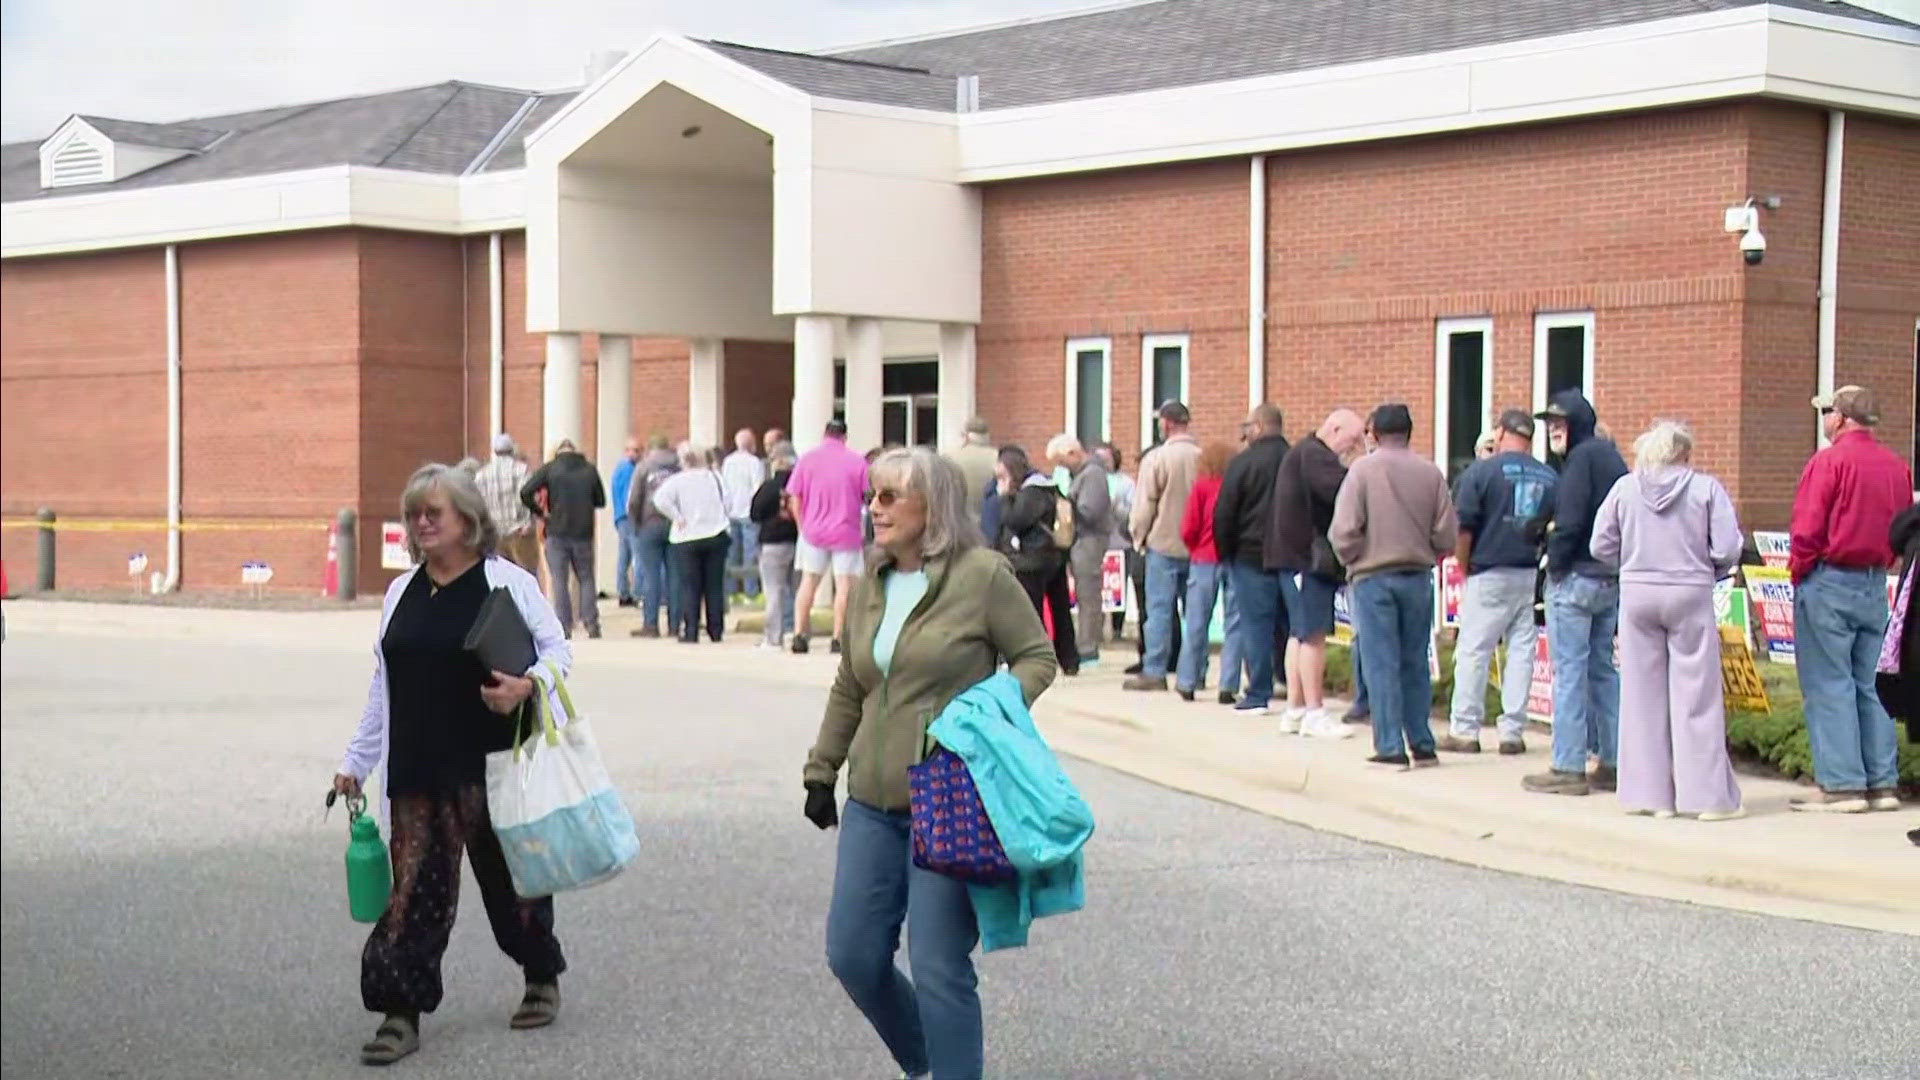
top-left (803, 782), bottom-right (839, 830)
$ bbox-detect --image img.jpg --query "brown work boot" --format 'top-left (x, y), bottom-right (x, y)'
top-left (1523, 770), bottom-right (1591, 796)
top-left (1589, 764), bottom-right (1617, 792)
top-left (1437, 734), bottom-right (1481, 754)
top-left (1123, 675), bottom-right (1168, 692)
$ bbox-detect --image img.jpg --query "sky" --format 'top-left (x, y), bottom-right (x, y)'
top-left (0, 0), bottom-right (1112, 142)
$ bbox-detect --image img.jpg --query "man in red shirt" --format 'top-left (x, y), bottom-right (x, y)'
top-left (1788, 385), bottom-right (1913, 813)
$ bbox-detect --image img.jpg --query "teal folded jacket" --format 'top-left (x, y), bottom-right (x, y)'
top-left (927, 671), bottom-right (1094, 952)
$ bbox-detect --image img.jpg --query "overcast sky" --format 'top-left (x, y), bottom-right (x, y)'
top-left (0, 0), bottom-right (1108, 142)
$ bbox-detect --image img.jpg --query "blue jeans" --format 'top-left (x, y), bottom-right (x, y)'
top-left (826, 800), bottom-right (982, 1080)
top-left (1177, 562), bottom-right (1242, 694)
top-left (1793, 564), bottom-right (1899, 792)
top-left (1353, 571), bottom-right (1436, 758)
top-left (1350, 643), bottom-right (1369, 713)
top-left (728, 518), bottom-right (761, 596)
top-left (1143, 552), bottom-right (1190, 679)
top-left (1546, 573), bottom-right (1621, 774)
top-left (635, 518), bottom-right (679, 631)
top-left (614, 518), bottom-right (639, 602)
top-left (1229, 563), bottom-right (1283, 705)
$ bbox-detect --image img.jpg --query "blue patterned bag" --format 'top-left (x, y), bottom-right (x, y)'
top-left (909, 744), bottom-right (1017, 885)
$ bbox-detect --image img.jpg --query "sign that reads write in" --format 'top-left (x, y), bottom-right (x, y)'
top-left (1753, 531), bottom-right (1790, 568)
top-left (1742, 566), bottom-right (1797, 662)
top-left (1719, 625), bottom-right (1771, 714)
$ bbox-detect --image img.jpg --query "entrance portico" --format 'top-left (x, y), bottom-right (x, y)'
top-left (523, 34), bottom-right (982, 465)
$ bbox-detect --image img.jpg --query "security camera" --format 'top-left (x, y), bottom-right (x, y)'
top-left (1740, 225), bottom-right (1766, 266)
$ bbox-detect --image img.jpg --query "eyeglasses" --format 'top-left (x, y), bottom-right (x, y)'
top-left (865, 487), bottom-right (903, 508)
top-left (407, 505), bottom-right (447, 524)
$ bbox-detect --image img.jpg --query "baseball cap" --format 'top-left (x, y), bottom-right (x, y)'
top-left (1811, 385), bottom-right (1878, 426)
top-left (1533, 401), bottom-right (1570, 421)
top-left (1496, 408), bottom-right (1536, 440)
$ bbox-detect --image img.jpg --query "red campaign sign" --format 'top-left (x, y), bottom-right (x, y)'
top-left (1439, 557), bottom-right (1465, 628)
top-left (1099, 550), bottom-right (1127, 614)
top-left (1525, 633), bottom-right (1554, 722)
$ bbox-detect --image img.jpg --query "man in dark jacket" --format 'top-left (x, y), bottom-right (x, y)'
top-left (1213, 403), bottom-right (1291, 712)
top-left (625, 440), bottom-right (681, 638)
top-left (521, 438), bottom-right (607, 638)
top-left (1524, 390), bottom-right (1628, 796)
top-left (1265, 408), bottom-right (1367, 735)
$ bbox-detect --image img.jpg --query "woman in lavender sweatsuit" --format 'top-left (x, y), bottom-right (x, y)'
top-left (1590, 421), bottom-right (1746, 820)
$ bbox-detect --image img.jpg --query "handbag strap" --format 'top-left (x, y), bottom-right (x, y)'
top-left (511, 660), bottom-right (574, 760)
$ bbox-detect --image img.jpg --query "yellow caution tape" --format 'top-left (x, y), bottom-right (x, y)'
top-left (0, 518), bottom-right (331, 533)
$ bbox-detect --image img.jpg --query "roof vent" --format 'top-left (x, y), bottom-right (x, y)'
top-left (47, 138), bottom-right (107, 187)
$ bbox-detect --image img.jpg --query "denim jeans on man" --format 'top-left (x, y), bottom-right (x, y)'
top-left (635, 517), bottom-right (680, 631)
top-left (728, 518), bottom-right (761, 597)
top-left (1177, 562), bottom-right (1242, 694)
top-left (614, 518), bottom-right (640, 603)
top-left (757, 542), bottom-right (797, 646)
top-left (1448, 566), bottom-right (1539, 741)
top-left (1794, 564), bottom-right (1900, 792)
top-left (1229, 563), bottom-right (1284, 707)
top-left (1545, 573), bottom-right (1620, 774)
top-left (1143, 551), bottom-right (1191, 679)
top-left (1352, 570), bottom-right (1437, 758)
top-left (826, 799), bottom-right (982, 1080)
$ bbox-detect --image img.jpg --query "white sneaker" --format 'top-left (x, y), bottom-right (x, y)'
top-left (1277, 708), bottom-right (1304, 734)
top-left (1696, 806), bottom-right (1747, 822)
top-left (1302, 709), bottom-right (1356, 739)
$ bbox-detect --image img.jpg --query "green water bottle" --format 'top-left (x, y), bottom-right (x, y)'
top-left (344, 796), bottom-right (391, 924)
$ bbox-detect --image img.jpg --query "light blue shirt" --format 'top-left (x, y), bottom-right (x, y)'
top-left (872, 569), bottom-right (929, 675)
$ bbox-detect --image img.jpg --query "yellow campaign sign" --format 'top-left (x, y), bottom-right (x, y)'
top-left (1719, 625), bottom-right (1770, 714)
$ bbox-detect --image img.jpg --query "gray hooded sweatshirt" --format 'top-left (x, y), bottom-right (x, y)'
top-left (1589, 465), bottom-right (1743, 587)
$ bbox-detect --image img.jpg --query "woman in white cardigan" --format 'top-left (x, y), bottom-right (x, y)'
top-left (332, 463), bottom-right (573, 1065)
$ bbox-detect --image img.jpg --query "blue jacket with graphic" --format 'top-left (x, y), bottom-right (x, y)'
top-left (927, 672), bottom-right (1093, 952)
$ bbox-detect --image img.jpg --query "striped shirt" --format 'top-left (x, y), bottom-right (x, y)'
top-left (476, 454), bottom-right (533, 535)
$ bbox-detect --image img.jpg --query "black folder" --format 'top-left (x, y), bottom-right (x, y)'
top-left (464, 587), bottom-right (538, 675)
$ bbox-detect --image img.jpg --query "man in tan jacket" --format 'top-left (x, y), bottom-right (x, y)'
top-left (1330, 403), bottom-right (1458, 767)
top-left (1125, 401), bottom-right (1203, 691)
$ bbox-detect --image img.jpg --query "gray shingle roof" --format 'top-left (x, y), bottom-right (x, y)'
top-left (78, 116), bottom-right (226, 152)
top-left (831, 0), bottom-right (1912, 111)
top-left (2, 0), bottom-right (1906, 204)
top-left (699, 42), bottom-right (961, 112)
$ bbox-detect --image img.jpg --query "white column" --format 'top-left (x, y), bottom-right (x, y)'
top-left (594, 334), bottom-right (633, 596)
top-left (937, 322), bottom-right (978, 450)
top-left (688, 337), bottom-right (725, 448)
top-left (542, 332), bottom-right (583, 455)
top-left (845, 316), bottom-right (885, 452)
top-left (792, 315), bottom-right (836, 452)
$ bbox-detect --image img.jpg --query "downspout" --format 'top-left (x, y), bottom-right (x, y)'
top-left (1247, 154), bottom-right (1268, 407)
top-left (1815, 110), bottom-right (1844, 448)
top-left (158, 244), bottom-right (182, 592)
top-left (489, 232), bottom-right (504, 438)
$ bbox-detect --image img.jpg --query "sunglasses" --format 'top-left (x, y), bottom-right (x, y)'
top-left (865, 487), bottom-right (904, 508)
top-left (1818, 407), bottom-right (1835, 416)
top-left (407, 504), bottom-right (447, 524)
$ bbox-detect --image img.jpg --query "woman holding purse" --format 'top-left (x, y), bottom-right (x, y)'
top-left (332, 463), bottom-right (571, 1065)
top-left (1878, 499), bottom-right (1920, 845)
top-left (803, 447), bottom-right (1057, 1080)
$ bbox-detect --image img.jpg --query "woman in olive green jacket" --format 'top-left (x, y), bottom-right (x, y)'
top-left (803, 447), bottom-right (1056, 1080)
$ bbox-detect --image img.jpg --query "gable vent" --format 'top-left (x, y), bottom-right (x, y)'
top-left (48, 139), bottom-right (107, 187)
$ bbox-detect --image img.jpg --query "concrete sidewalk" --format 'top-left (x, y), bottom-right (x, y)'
top-left (11, 598), bottom-right (1916, 935)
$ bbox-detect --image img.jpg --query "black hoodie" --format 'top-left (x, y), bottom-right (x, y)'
top-left (1212, 431), bottom-right (1290, 566)
top-left (1543, 389), bottom-right (1627, 579)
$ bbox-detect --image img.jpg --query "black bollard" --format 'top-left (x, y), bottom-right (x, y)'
top-left (335, 508), bottom-right (358, 601)
top-left (35, 508), bottom-right (55, 592)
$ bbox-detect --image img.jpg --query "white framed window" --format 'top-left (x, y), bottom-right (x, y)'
top-left (1532, 311), bottom-right (1595, 458)
top-left (1433, 317), bottom-right (1493, 483)
top-left (1065, 337), bottom-right (1112, 447)
top-left (1140, 333), bottom-right (1190, 445)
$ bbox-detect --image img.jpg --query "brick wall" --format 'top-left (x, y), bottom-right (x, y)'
top-left (978, 159), bottom-right (1250, 458)
top-left (1836, 114), bottom-right (1920, 477)
top-left (723, 339), bottom-right (795, 440)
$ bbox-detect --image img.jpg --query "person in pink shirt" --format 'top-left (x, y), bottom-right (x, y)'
top-left (787, 419), bottom-right (871, 655)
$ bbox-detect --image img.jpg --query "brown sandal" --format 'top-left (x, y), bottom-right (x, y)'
top-left (359, 1014), bottom-right (419, 1066)
top-left (510, 982), bottom-right (560, 1029)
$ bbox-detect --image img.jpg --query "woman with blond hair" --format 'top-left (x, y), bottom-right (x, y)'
top-left (1590, 420), bottom-right (1745, 820)
top-left (803, 447), bottom-right (1057, 1080)
top-left (332, 463), bottom-right (572, 1064)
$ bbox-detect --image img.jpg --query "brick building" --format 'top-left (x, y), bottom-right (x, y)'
top-left (4, 0), bottom-right (1916, 595)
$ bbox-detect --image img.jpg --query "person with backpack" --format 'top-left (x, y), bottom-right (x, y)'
top-left (1440, 409), bottom-right (1558, 754)
top-left (994, 445), bottom-right (1079, 674)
